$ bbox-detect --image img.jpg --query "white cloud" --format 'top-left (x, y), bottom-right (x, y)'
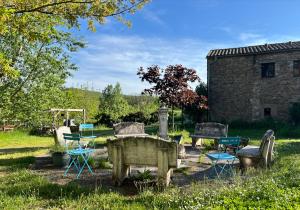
top-left (142, 9), bottom-right (166, 26)
top-left (66, 33), bottom-right (300, 94)
top-left (239, 32), bottom-right (262, 41)
top-left (67, 35), bottom-right (223, 94)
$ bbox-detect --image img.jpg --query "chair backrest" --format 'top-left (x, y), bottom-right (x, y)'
top-left (259, 130), bottom-right (275, 167)
top-left (63, 133), bottom-right (81, 150)
top-left (194, 122), bottom-right (228, 138)
top-left (79, 123), bottom-right (94, 137)
top-left (113, 122), bottom-right (145, 136)
top-left (218, 137), bottom-right (241, 146)
top-left (259, 130), bottom-right (274, 154)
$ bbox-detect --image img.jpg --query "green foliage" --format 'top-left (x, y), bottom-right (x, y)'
top-left (98, 83), bottom-right (130, 123)
top-left (125, 95), bottom-right (159, 119)
top-left (2, 129), bottom-right (300, 208)
top-left (134, 169), bottom-right (155, 181)
top-left (0, 0), bottom-right (149, 79)
top-left (66, 88), bottom-right (100, 122)
top-left (0, 23), bottom-right (78, 126)
top-left (50, 145), bottom-right (66, 153)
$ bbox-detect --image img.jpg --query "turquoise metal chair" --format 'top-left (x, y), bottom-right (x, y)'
top-left (206, 137), bottom-right (241, 178)
top-left (79, 124), bottom-right (97, 139)
top-left (79, 123), bottom-right (97, 148)
top-left (63, 133), bottom-right (94, 178)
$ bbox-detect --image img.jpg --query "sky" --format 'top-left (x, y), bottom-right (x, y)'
top-left (66, 0), bottom-right (300, 94)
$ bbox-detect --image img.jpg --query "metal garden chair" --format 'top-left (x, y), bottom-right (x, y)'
top-left (206, 137), bottom-right (241, 178)
top-left (63, 133), bottom-right (94, 178)
top-left (79, 124), bottom-right (97, 148)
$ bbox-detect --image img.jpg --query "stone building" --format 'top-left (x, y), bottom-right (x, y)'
top-left (207, 41), bottom-right (300, 122)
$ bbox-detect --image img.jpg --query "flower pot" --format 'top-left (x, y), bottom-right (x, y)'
top-left (52, 152), bottom-right (69, 167)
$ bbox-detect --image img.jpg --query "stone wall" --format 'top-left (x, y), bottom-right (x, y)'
top-left (208, 51), bottom-right (300, 122)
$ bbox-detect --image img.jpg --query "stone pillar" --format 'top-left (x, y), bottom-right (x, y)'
top-left (159, 105), bottom-right (169, 140)
top-left (112, 144), bottom-right (129, 186)
top-left (157, 148), bottom-right (171, 187)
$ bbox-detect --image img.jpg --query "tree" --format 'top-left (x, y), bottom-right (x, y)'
top-left (0, 0), bottom-right (149, 80)
top-left (0, 26), bottom-right (78, 125)
top-left (98, 83), bottom-right (130, 123)
top-left (0, 0), bottom-right (149, 126)
top-left (137, 64), bottom-right (205, 129)
top-left (184, 82), bottom-right (208, 123)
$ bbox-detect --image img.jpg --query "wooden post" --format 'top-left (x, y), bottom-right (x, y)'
top-left (83, 109), bottom-right (86, 124)
top-left (66, 111), bottom-right (69, 127)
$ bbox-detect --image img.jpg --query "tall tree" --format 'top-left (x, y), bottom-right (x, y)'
top-left (0, 0), bottom-right (149, 80)
top-left (99, 83), bottom-right (130, 122)
top-left (137, 64), bottom-right (204, 129)
top-left (0, 0), bottom-right (149, 125)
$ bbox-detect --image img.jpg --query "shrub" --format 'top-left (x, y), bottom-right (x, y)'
top-left (95, 113), bottom-right (114, 127)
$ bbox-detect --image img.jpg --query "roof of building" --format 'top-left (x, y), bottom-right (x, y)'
top-left (207, 41), bottom-right (300, 58)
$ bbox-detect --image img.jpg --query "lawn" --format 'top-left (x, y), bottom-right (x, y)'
top-left (1, 128), bottom-right (300, 209)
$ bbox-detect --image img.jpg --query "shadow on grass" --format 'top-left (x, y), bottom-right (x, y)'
top-left (0, 156), bottom-right (35, 169)
top-left (0, 147), bottom-right (49, 155)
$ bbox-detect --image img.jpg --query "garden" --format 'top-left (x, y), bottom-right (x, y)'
top-left (1, 1), bottom-right (300, 209)
top-left (1, 123), bottom-right (300, 209)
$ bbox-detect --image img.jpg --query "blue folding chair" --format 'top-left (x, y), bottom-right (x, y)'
top-left (80, 124), bottom-right (97, 139)
top-left (79, 123), bottom-right (97, 148)
top-left (206, 137), bottom-right (241, 178)
top-left (63, 133), bottom-right (94, 178)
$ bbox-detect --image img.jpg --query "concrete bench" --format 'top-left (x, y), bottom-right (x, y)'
top-left (113, 122), bottom-right (148, 138)
top-left (190, 122), bottom-right (228, 147)
top-left (237, 129), bottom-right (275, 170)
top-left (107, 136), bottom-right (178, 187)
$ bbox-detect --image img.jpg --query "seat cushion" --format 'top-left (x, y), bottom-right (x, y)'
top-left (236, 145), bottom-right (260, 157)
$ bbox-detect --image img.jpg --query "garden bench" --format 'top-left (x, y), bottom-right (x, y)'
top-left (113, 122), bottom-right (148, 138)
top-left (236, 129), bottom-right (275, 170)
top-left (190, 122), bottom-right (228, 147)
top-left (1, 125), bottom-right (15, 132)
top-left (107, 136), bottom-right (178, 187)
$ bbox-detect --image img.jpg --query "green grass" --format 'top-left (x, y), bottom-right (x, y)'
top-left (1, 128), bottom-right (300, 209)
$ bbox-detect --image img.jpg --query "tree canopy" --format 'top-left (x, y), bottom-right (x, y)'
top-left (0, 0), bottom-right (149, 79)
top-left (99, 83), bottom-right (130, 122)
top-left (0, 0), bottom-right (149, 125)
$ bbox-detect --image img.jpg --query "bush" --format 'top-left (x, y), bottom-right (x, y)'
top-left (95, 113), bottom-right (114, 127)
top-left (122, 112), bottom-right (147, 123)
top-left (122, 111), bottom-right (158, 125)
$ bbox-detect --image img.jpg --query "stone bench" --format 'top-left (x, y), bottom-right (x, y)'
top-left (113, 122), bottom-right (148, 138)
top-left (190, 122), bottom-right (228, 147)
top-left (107, 136), bottom-right (178, 187)
top-left (237, 129), bottom-right (275, 170)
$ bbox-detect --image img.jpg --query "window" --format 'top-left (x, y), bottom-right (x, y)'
top-left (293, 60), bottom-right (300, 77)
top-left (261, 63), bottom-right (275, 78)
top-left (264, 107), bottom-right (271, 117)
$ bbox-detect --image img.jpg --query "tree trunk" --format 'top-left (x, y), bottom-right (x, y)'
top-left (172, 105), bottom-right (174, 131)
top-left (181, 106), bottom-right (184, 129)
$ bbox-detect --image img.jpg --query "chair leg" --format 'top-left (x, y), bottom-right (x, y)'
top-left (76, 153), bottom-right (94, 179)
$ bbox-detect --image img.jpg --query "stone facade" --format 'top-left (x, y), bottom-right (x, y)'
top-left (208, 51), bottom-right (300, 122)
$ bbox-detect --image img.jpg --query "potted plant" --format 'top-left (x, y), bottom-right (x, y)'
top-left (50, 145), bottom-right (69, 167)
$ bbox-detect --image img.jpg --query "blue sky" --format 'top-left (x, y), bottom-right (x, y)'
top-left (66, 0), bottom-right (300, 94)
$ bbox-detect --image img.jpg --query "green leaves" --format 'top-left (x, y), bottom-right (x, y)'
top-left (99, 83), bottom-right (130, 122)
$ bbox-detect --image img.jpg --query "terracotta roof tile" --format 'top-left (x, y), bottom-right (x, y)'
top-left (207, 41), bottom-right (300, 58)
